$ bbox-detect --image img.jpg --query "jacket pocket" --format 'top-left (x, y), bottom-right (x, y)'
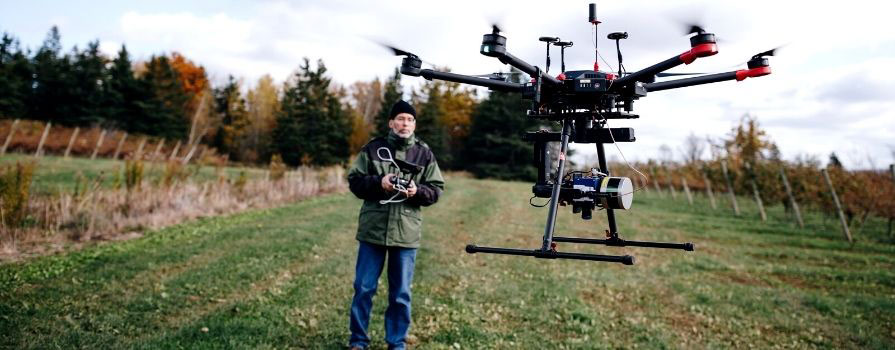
top-left (358, 206), bottom-right (388, 244)
top-left (398, 206), bottom-right (422, 246)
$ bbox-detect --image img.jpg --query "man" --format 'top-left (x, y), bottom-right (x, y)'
top-left (346, 100), bottom-right (445, 350)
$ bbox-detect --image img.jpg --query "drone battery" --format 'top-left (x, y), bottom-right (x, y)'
top-left (572, 176), bottom-right (633, 210)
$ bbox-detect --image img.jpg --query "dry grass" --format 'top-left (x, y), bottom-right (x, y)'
top-left (0, 164), bottom-right (345, 262)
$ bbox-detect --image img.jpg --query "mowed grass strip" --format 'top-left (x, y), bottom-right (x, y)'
top-left (2, 176), bottom-right (894, 348)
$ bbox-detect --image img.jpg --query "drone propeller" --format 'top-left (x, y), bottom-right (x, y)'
top-left (686, 24), bottom-right (706, 35)
top-left (491, 23), bottom-right (503, 35)
top-left (377, 42), bottom-right (418, 58)
top-left (373, 41), bottom-right (444, 68)
top-left (751, 46), bottom-right (782, 59)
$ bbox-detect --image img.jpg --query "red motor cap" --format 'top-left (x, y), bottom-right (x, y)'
top-left (557, 73), bottom-right (566, 80)
top-left (593, 62), bottom-right (599, 72)
top-left (679, 43), bottom-right (719, 64)
top-left (735, 66), bottom-right (772, 81)
top-left (606, 73), bottom-right (617, 80)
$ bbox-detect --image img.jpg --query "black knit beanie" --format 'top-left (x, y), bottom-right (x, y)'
top-left (389, 100), bottom-right (416, 119)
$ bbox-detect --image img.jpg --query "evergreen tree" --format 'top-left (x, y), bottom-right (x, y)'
top-left (106, 45), bottom-right (148, 131)
top-left (68, 40), bottom-right (108, 125)
top-left (464, 71), bottom-right (539, 180)
top-left (138, 55), bottom-right (189, 139)
top-left (274, 58), bottom-right (351, 166)
top-left (212, 75), bottom-right (249, 161)
top-left (373, 68), bottom-right (403, 137)
top-left (0, 33), bottom-right (32, 119)
top-left (30, 26), bottom-right (76, 124)
top-left (413, 79), bottom-right (449, 166)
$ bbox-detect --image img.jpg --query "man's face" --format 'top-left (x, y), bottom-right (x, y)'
top-left (389, 113), bottom-right (416, 138)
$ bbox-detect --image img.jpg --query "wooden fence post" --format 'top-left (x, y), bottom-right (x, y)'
top-left (744, 163), bottom-right (767, 222)
top-left (151, 139), bottom-right (165, 161)
top-left (702, 171), bottom-right (717, 210)
top-left (821, 168), bottom-right (853, 243)
top-left (34, 122), bottom-right (52, 157)
top-left (666, 170), bottom-right (678, 199)
top-left (64, 127), bottom-right (80, 158)
top-left (168, 140), bottom-right (182, 161)
top-left (721, 161), bottom-right (740, 216)
top-left (181, 143), bottom-right (199, 165)
top-left (779, 168), bottom-right (804, 228)
top-left (1, 119), bottom-right (20, 155)
top-left (651, 169), bottom-right (664, 198)
top-left (682, 177), bottom-right (694, 205)
top-left (112, 132), bottom-right (128, 160)
top-left (91, 129), bottom-right (106, 160)
top-left (134, 137), bottom-right (147, 160)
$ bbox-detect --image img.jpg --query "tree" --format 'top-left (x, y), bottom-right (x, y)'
top-left (347, 79), bottom-right (382, 153)
top-left (0, 33), bottom-right (32, 119)
top-left (413, 79), bottom-right (448, 165)
top-left (106, 45), bottom-right (149, 132)
top-left (464, 70), bottom-right (540, 180)
top-left (724, 114), bottom-right (776, 168)
top-left (68, 40), bottom-right (108, 126)
top-left (274, 58), bottom-right (351, 166)
top-left (244, 74), bottom-right (280, 163)
top-left (212, 75), bottom-right (249, 161)
top-left (138, 55), bottom-right (190, 138)
top-left (373, 68), bottom-right (403, 137)
top-left (30, 26), bottom-right (76, 124)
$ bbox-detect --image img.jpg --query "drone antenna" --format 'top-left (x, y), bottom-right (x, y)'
top-left (589, 3), bottom-right (601, 71)
top-left (554, 41), bottom-right (573, 73)
top-left (539, 37), bottom-right (559, 74)
top-left (608, 32), bottom-right (628, 76)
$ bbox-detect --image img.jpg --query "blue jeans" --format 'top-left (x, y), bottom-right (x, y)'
top-left (349, 241), bottom-right (417, 350)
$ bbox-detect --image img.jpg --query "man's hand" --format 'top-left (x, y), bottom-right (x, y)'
top-left (381, 174), bottom-right (396, 192)
top-left (404, 181), bottom-right (417, 197)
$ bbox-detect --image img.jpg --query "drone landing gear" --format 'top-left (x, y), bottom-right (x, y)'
top-left (464, 117), bottom-right (694, 265)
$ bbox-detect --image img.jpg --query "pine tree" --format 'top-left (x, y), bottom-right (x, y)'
top-left (273, 58), bottom-right (350, 166)
top-left (139, 55), bottom-right (189, 139)
top-left (69, 40), bottom-right (108, 126)
top-left (30, 26), bottom-right (76, 124)
top-left (464, 71), bottom-right (539, 180)
top-left (106, 45), bottom-right (149, 132)
top-left (0, 33), bottom-right (32, 119)
top-left (373, 68), bottom-right (403, 137)
top-left (212, 75), bottom-right (249, 161)
top-left (413, 79), bottom-right (449, 165)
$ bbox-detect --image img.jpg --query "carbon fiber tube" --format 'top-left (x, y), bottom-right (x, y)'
top-left (466, 245), bottom-right (635, 265)
top-left (552, 236), bottom-right (694, 251)
top-left (419, 69), bottom-right (524, 92)
top-left (644, 71), bottom-right (737, 92)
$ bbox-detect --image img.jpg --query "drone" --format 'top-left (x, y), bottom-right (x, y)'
top-left (386, 3), bottom-right (773, 265)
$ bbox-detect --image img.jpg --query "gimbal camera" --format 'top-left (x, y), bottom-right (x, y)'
top-left (387, 3), bottom-right (773, 265)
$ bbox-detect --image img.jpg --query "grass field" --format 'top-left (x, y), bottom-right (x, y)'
top-left (0, 154), bottom-right (268, 196)
top-left (2, 175), bottom-right (894, 349)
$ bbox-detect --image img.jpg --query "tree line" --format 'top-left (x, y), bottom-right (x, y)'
top-left (0, 26), bottom-right (540, 178)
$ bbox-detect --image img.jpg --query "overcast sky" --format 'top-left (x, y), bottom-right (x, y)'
top-left (2, 0), bottom-right (894, 169)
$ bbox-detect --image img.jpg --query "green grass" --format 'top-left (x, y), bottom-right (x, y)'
top-left (2, 176), bottom-right (894, 349)
top-left (0, 154), bottom-right (268, 196)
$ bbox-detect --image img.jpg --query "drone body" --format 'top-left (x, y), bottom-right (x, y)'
top-left (388, 3), bottom-right (772, 265)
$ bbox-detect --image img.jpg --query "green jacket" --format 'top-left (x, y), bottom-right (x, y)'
top-left (347, 131), bottom-right (445, 248)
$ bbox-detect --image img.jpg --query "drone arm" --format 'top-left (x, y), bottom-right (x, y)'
top-left (644, 66), bottom-right (771, 92)
top-left (611, 43), bottom-right (718, 90)
top-left (498, 52), bottom-right (562, 85)
top-left (418, 69), bottom-right (524, 92)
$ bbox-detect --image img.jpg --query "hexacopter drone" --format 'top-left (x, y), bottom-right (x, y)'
top-left (387, 3), bottom-right (773, 265)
